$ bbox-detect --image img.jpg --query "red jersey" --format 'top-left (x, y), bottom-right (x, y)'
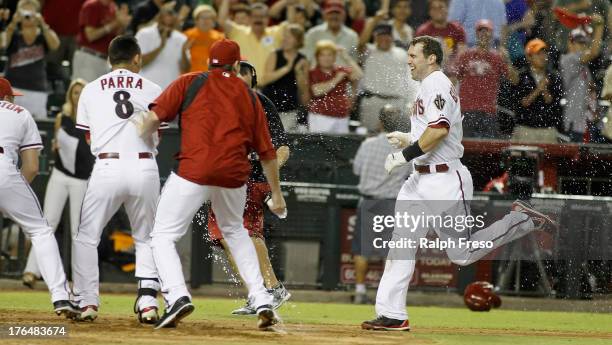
top-left (415, 21), bottom-right (466, 55)
top-left (150, 70), bottom-right (276, 188)
top-left (77, 0), bottom-right (117, 54)
top-left (43, 0), bottom-right (84, 36)
top-left (308, 65), bottom-right (351, 118)
top-left (454, 48), bottom-right (507, 114)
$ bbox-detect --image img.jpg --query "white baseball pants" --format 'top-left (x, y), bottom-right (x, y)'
top-left (24, 168), bottom-right (88, 278)
top-left (150, 172), bottom-right (273, 309)
top-left (375, 162), bottom-right (536, 320)
top-left (72, 155), bottom-right (160, 308)
top-left (0, 160), bottom-right (71, 302)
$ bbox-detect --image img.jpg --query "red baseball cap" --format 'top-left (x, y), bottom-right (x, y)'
top-left (209, 39), bottom-right (241, 66)
top-left (553, 6), bottom-right (591, 29)
top-left (475, 19), bottom-right (494, 32)
top-left (323, 0), bottom-right (345, 14)
top-left (0, 78), bottom-right (23, 98)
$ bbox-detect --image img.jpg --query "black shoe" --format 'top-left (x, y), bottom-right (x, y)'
top-left (256, 304), bottom-right (278, 329)
top-left (53, 300), bottom-right (80, 319)
top-left (361, 316), bottom-right (410, 331)
top-left (154, 297), bottom-right (194, 329)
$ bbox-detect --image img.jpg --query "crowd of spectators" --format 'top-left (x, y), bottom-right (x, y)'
top-left (0, 0), bottom-right (611, 144)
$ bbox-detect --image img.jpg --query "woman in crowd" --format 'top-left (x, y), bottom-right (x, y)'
top-left (261, 24), bottom-right (309, 132)
top-left (23, 79), bottom-right (94, 288)
top-left (307, 40), bottom-right (362, 134)
top-left (389, 0), bottom-right (413, 50)
top-left (1, 0), bottom-right (59, 118)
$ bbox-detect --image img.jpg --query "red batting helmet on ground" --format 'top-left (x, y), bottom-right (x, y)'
top-left (464, 281), bottom-right (502, 311)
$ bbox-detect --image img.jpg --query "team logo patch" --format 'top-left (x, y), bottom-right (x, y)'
top-left (434, 94), bottom-right (446, 111)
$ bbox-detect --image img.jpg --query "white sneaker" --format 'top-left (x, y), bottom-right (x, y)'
top-left (138, 306), bottom-right (159, 324)
top-left (76, 305), bottom-right (98, 322)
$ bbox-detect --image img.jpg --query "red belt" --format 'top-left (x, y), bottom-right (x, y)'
top-left (97, 152), bottom-right (153, 159)
top-left (415, 163), bottom-right (449, 174)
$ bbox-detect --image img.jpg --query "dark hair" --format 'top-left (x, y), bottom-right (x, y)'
top-left (428, 0), bottom-right (449, 8)
top-left (379, 104), bottom-right (402, 132)
top-left (410, 36), bottom-right (443, 65)
top-left (239, 62), bottom-right (255, 77)
top-left (208, 64), bottom-right (235, 72)
top-left (108, 35), bottom-right (141, 65)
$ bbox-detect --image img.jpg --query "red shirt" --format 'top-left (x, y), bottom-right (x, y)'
top-left (77, 0), bottom-right (117, 54)
top-left (150, 70), bottom-right (276, 188)
top-left (43, 0), bottom-right (85, 35)
top-left (415, 21), bottom-right (466, 55)
top-left (308, 66), bottom-right (351, 118)
top-left (454, 48), bottom-right (507, 114)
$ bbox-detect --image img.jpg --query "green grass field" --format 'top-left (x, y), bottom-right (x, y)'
top-left (1, 291), bottom-right (611, 345)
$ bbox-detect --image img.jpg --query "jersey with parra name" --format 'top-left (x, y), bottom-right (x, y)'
top-left (0, 101), bottom-right (42, 165)
top-left (410, 70), bottom-right (464, 165)
top-left (76, 69), bottom-right (163, 156)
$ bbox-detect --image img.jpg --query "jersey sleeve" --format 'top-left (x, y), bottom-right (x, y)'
top-left (149, 75), bottom-right (190, 123)
top-left (147, 82), bottom-right (170, 129)
top-left (251, 90), bottom-right (277, 161)
top-left (75, 87), bottom-right (90, 131)
top-left (20, 113), bottom-right (43, 151)
top-left (423, 82), bottom-right (455, 129)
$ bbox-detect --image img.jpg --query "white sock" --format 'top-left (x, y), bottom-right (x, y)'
top-left (356, 283), bottom-right (366, 294)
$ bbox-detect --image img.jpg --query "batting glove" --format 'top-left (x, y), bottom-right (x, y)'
top-left (384, 152), bottom-right (408, 174)
top-left (265, 193), bottom-right (288, 219)
top-left (386, 131), bottom-right (412, 149)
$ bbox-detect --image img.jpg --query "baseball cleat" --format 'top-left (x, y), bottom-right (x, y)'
top-left (154, 296), bottom-right (194, 329)
top-left (75, 305), bottom-right (98, 322)
top-left (361, 316), bottom-right (410, 331)
top-left (22, 272), bottom-right (37, 289)
top-left (53, 300), bottom-right (80, 319)
top-left (256, 305), bottom-right (278, 329)
top-left (270, 283), bottom-right (291, 310)
top-left (512, 200), bottom-right (558, 232)
top-left (231, 298), bottom-right (256, 315)
top-left (137, 306), bottom-right (159, 324)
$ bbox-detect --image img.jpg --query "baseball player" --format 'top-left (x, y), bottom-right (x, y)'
top-left (72, 35), bottom-right (165, 323)
top-left (135, 39), bottom-right (286, 330)
top-left (0, 77), bottom-right (79, 318)
top-left (361, 36), bottom-right (556, 331)
top-left (207, 60), bottom-right (291, 315)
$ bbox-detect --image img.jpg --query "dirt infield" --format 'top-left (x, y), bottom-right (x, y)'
top-left (0, 310), bottom-right (420, 345)
top-left (2, 309), bottom-right (611, 345)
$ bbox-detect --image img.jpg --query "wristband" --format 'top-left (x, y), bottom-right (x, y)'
top-left (401, 141), bottom-right (424, 162)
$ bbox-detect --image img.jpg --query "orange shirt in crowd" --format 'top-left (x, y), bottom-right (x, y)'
top-left (183, 28), bottom-right (225, 72)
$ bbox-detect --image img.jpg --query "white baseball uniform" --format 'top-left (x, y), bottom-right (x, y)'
top-left (374, 70), bottom-right (537, 320)
top-left (0, 101), bottom-right (72, 303)
top-left (73, 68), bottom-right (164, 310)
